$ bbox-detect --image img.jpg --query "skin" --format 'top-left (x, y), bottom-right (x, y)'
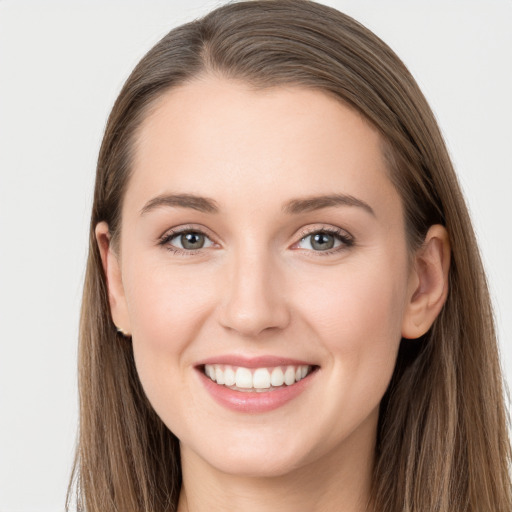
top-left (97, 76), bottom-right (450, 512)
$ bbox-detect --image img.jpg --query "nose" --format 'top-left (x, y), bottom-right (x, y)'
top-left (218, 246), bottom-right (291, 337)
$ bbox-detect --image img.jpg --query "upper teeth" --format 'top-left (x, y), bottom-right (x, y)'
top-left (204, 364), bottom-right (311, 390)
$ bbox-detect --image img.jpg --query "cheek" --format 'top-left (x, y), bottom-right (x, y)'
top-left (298, 257), bottom-right (406, 341)
top-left (125, 262), bottom-right (215, 349)
top-left (123, 261), bottom-right (218, 404)
top-left (294, 254), bottom-right (408, 399)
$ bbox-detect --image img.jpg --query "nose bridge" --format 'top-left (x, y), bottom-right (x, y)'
top-left (219, 238), bottom-right (290, 336)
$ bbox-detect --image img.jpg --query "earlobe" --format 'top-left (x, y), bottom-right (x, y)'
top-left (401, 224), bottom-right (451, 340)
top-left (95, 222), bottom-right (132, 336)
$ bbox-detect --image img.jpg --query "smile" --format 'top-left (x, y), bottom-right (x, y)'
top-left (204, 364), bottom-right (313, 391)
top-left (197, 358), bottom-right (318, 413)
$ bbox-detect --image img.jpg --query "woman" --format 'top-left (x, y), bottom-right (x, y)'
top-left (67, 1), bottom-right (511, 510)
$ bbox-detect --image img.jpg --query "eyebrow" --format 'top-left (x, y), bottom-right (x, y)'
top-left (140, 193), bottom-right (220, 215)
top-left (282, 194), bottom-right (375, 216)
top-left (140, 192), bottom-right (375, 217)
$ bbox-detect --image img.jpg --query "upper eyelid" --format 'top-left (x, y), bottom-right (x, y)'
top-left (159, 224), bottom-right (350, 237)
top-left (294, 226), bottom-right (354, 248)
top-left (159, 224), bottom-right (216, 241)
top-left (296, 225), bottom-right (351, 238)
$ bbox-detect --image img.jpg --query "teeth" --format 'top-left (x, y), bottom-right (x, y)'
top-left (224, 366), bottom-right (236, 386)
top-left (271, 367), bottom-right (285, 387)
top-left (215, 366), bottom-right (225, 385)
top-left (284, 366), bottom-right (295, 385)
top-left (204, 364), bottom-right (312, 390)
top-left (235, 367), bottom-right (253, 388)
top-left (253, 368), bottom-right (271, 389)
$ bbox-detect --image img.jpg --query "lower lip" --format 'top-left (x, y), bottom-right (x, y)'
top-left (197, 368), bottom-right (317, 413)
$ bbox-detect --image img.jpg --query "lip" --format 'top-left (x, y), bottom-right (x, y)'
top-left (195, 356), bottom-right (319, 413)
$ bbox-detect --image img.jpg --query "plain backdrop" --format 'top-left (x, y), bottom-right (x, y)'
top-left (0, 1), bottom-right (511, 510)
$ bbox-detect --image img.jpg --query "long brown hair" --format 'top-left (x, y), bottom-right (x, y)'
top-left (68, 1), bottom-right (511, 510)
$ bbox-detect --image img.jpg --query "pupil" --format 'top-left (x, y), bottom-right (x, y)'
top-left (312, 233), bottom-right (334, 250)
top-left (181, 232), bottom-right (204, 249)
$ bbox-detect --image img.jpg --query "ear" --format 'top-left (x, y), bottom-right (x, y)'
top-left (402, 224), bottom-right (451, 339)
top-left (95, 221), bottom-right (131, 336)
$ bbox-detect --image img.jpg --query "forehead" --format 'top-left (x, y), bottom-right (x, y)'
top-left (127, 76), bottom-right (400, 219)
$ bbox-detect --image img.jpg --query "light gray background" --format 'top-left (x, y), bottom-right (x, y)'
top-left (0, 1), bottom-right (511, 510)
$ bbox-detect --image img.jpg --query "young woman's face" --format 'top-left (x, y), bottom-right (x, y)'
top-left (109, 77), bottom-right (418, 478)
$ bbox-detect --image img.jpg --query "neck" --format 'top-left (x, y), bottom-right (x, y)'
top-left (177, 412), bottom-right (376, 512)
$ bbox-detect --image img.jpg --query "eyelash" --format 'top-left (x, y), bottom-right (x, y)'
top-left (158, 225), bottom-right (354, 257)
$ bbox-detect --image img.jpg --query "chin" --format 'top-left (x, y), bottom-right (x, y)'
top-left (180, 426), bottom-right (315, 479)
top-left (207, 450), bottom-right (307, 479)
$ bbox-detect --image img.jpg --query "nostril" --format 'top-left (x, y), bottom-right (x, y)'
top-left (218, 300), bottom-right (291, 337)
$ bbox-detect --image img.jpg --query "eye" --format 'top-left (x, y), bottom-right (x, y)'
top-left (294, 228), bottom-right (354, 253)
top-left (159, 228), bottom-right (216, 254)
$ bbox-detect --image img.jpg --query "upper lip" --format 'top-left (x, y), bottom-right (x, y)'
top-left (196, 355), bottom-right (317, 369)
